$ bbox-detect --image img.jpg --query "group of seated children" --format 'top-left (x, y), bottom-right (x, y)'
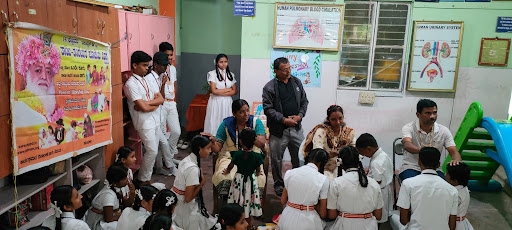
top-left (38, 129), bottom-right (473, 230)
top-left (276, 133), bottom-right (473, 230)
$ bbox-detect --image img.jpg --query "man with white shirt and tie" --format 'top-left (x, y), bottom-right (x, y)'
top-left (123, 51), bottom-right (164, 185)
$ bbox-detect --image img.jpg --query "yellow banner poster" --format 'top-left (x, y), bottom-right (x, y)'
top-left (8, 23), bottom-right (112, 175)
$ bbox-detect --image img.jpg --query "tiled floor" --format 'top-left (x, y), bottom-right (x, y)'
top-left (153, 148), bottom-right (512, 229)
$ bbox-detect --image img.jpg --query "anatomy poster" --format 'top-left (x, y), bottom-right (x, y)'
top-left (270, 48), bottom-right (322, 88)
top-left (273, 3), bottom-right (343, 51)
top-left (407, 21), bottom-right (464, 92)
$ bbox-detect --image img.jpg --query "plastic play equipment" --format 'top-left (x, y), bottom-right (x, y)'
top-left (442, 101), bottom-right (512, 191)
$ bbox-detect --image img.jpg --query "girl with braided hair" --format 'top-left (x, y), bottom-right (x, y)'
top-left (84, 165), bottom-right (128, 230)
top-left (172, 135), bottom-right (219, 229)
top-left (41, 185), bottom-right (90, 230)
top-left (151, 189), bottom-right (182, 230)
top-left (278, 148), bottom-right (329, 230)
top-left (204, 54), bottom-right (238, 135)
top-left (116, 185), bottom-right (159, 230)
top-left (327, 146), bottom-right (383, 230)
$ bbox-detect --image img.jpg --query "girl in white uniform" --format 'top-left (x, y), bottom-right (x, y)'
top-left (84, 165), bottom-right (128, 230)
top-left (151, 189), bottom-right (182, 230)
top-left (327, 146), bottom-right (384, 230)
top-left (278, 148), bottom-right (329, 230)
top-left (42, 185), bottom-right (91, 230)
top-left (116, 185), bottom-right (159, 230)
top-left (204, 54), bottom-right (237, 135)
top-left (115, 146), bottom-right (136, 208)
top-left (218, 203), bottom-right (249, 230)
top-left (172, 135), bottom-right (219, 229)
top-left (446, 163), bottom-right (474, 230)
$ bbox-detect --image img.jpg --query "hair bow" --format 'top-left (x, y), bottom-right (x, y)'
top-left (50, 201), bottom-right (63, 218)
top-left (165, 196), bottom-right (175, 206)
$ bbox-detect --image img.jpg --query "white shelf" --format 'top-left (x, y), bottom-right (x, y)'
top-left (72, 152), bottom-right (100, 171)
top-left (78, 179), bottom-right (101, 194)
top-left (18, 209), bottom-right (55, 230)
top-left (0, 172), bottom-right (67, 215)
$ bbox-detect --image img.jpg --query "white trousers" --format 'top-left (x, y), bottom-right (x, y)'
top-left (138, 125), bottom-right (173, 181)
top-left (155, 101), bottom-right (181, 169)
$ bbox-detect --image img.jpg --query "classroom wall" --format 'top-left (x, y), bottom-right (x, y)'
top-left (239, 0), bottom-right (512, 164)
top-left (178, 0), bottom-right (242, 127)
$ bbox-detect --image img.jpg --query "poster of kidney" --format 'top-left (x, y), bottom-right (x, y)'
top-left (407, 21), bottom-right (464, 92)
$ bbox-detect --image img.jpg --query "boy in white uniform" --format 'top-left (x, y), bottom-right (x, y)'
top-left (356, 133), bottom-right (393, 224)
top-left (396, 147), bottom-right (458, 230)
top-left (154, 42), bottom-right (182, 175)
top-left (123, 51), bottom-right (163, 184)
top-left (146, 52), bottom-right (177, 176)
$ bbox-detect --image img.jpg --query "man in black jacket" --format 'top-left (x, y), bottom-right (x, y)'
top-left (262, 57), bottom-right (309, 196)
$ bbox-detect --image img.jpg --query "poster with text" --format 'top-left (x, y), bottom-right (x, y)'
top-left (270, 48), bottom-right (322, 88)
top-left (273, 3), bottom-right (343, 51)
top-left (8, 23), bottom-right (112, 175)
top-left (407, 21), bottom-right (464, 92)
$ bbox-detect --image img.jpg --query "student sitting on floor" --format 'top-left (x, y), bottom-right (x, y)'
top-left (327, 146), bottom-right (383, 230)
top-left (446, 163), bottom-right (474, 230)
top-left (396, 147), bottom-right (458, 230)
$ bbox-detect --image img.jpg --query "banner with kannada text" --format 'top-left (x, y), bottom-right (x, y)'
top-left (8, 23), bottom-right (112, 175)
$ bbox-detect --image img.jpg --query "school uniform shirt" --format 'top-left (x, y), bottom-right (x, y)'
top-left (327, 170), bottom-right (383, 230)
top-left (119, 168), bottom-right (133, 198)
top-left (455, 185), bottom-right (474, 230)
top-left (84, 186), bottom-right (120, 230)
top-left (115, 207), bottom-right (150, 230)
top-left (146, 70), bottom-right (163, 119)
top-left (123, 73), bottom-right (160, 131)
top-left (396, 169), bottom-right (458, 230)
top-left (42, 212), bottom-right (91, 230)
top-left (400, 120), bottom-right (456, 173)
top-left (164, 65), bottom-right (177, 100)
top-left (368, 148), bottom-right (394, 223)
top-left (278, 163), bottom-right (329, 230)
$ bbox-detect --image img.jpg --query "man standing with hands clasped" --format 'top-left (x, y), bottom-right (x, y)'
top-left (263, 57), bottom-right (309, 196)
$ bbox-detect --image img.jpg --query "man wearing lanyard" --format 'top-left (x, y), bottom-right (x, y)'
top-left (123, 51), bottom-right (164, 185)
top-left (158, 42), bottom-right (182, 165)
top-left (148, 52), bottom-right (180, 176)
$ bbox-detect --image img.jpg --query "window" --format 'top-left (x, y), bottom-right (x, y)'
top-left (338, 2), bottom-right (411, 92)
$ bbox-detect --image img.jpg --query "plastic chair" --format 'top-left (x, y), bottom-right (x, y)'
top-left (392, 137), bottom-right (404, 210)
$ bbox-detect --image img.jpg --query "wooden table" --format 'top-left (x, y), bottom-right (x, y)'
top-left (185, 94), bottom-right (209, 132)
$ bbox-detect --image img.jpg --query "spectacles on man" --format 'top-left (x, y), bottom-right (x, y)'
top-left (278, 67), bottom-right (291, 72)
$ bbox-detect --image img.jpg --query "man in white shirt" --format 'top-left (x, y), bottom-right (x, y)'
top-left (397, 147), bottom-right (458, 230)
top-left (123, 51), bottom-right (163, 184)
top-left (400, 99), bottom-right (461, 181)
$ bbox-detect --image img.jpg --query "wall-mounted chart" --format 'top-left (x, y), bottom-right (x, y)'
top-left (407, 21), bottom-right (464, 92)
top-left (478, 38), bottom-right (510, 67)
top-left (273, 3), bottom-right (343, 51)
